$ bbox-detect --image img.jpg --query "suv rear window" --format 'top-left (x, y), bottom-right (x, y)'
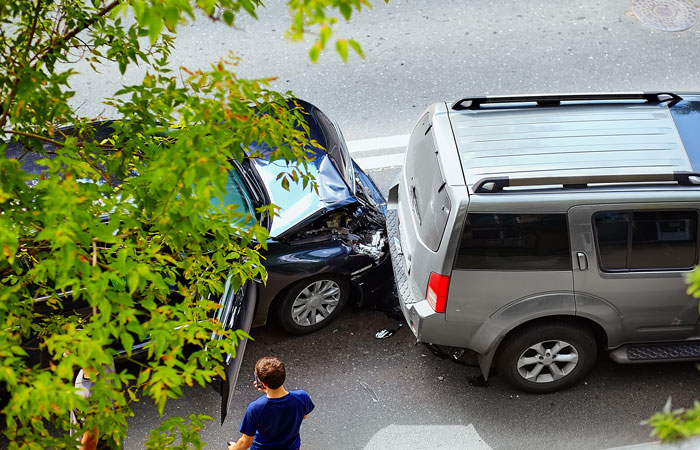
top-left (404, 113), bottom-right (450, 251)
top-left (455, 213), bottom-right (571, 270)
top-left (594, 210), bottom-right (699, 271)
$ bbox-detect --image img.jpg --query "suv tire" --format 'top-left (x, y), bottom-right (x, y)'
top-left (496, 322), bottom-right (597, 393)
top-left (278, 275), bottom-right (349, 335)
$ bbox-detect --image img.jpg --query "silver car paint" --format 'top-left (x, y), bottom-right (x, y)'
top-left (449, 103), bottom-right (691, 192)
top-left (569, 203), bottom-right (699, 344)
top-left (389, 95), bottom-right (700, 379)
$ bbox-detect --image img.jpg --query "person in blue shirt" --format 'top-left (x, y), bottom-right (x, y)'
top-left (228, 356), bottom-right (314, 450)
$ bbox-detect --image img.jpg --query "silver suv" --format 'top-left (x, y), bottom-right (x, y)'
top-left (387, 92), bottom-right (700, 392)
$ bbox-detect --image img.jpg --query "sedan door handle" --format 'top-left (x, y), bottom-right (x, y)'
top-left (576, 252), bottom-right (588, 271)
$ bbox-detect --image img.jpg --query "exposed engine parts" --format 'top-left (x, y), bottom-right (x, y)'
top-left (285, 205), bottom-right (387, 261)
top-left (354, 231), bottom-right (386, 260)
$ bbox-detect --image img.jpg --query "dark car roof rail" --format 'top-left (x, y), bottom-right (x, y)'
top-left (451, 92), bottom-right (683, 110)
top-left (472, 171), bottom-right (700, 193)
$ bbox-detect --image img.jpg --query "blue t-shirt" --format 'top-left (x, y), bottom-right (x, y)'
top-left (240, 390), bottom-right (314, 450)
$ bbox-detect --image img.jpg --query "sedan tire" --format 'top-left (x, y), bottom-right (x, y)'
top-left (278, 275), bottom-right (349, 335)
top-left (496, 322), bottom-right (597, 393)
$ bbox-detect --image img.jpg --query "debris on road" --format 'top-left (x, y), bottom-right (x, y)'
top-left (359, 381), bottom-right (379, 403)
top-left (375, 322), bottom-right (403, 339)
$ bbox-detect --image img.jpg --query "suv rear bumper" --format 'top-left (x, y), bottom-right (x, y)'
top-left (386, 209), bottom-right (474, 346)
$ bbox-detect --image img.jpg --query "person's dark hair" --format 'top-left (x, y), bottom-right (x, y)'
top-left (255, 356), bottom-right (286, 389)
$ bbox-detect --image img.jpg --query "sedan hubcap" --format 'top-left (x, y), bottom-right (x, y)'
top-left (516, 340), bottom-right (579, 383)
top-left (292, 280), bottom-right (341, 327)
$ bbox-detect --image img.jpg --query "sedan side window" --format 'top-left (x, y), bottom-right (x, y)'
top-left (593, 210), bottom-right (699, 271)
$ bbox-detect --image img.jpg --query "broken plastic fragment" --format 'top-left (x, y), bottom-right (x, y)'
top-left (375, 322), bottom-right (403, 339)
top-left (359, 381), bottom-right (379, 403)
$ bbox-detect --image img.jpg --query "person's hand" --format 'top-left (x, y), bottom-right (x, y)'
top-left (229, 434), bottom-right (253, 450)
top-left (253, 380), bottom-right (266, 393)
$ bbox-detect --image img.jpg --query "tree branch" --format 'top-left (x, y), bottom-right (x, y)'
top-left (5, 129), bottom-right (114, 183)
top-left (4, 129), bottom-right (114, 149)
top-left (6, 129), bottom-right (66, 147)
top-left (78, 150), bottom-right (112, 185)
top-left (26, 0), bottom-right (42, 53)
top-left (0, 0), bottom-right (43, 130)
top-left (1, 1), bottom-right (121, 130)
top-left (31, 0), bottom-right (121, 67)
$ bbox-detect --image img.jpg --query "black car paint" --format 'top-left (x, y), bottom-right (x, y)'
top-left (232, 100), bottom-right (390, 330)
top-left (253, 237), bottom-right (392, 327)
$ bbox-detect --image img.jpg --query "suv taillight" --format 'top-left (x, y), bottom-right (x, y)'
top-left (426, 272), bottom-right (450, 313)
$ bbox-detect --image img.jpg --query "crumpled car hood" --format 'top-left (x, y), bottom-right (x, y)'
top-left (250, 154), bottom-right (356, 239)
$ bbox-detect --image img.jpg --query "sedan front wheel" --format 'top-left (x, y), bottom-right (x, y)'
top-left (278, 276), bottom-right (349, 335)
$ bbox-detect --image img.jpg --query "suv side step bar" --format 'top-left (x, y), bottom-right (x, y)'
top-left (472, 172), bottom-right (700, 193)
top-left (451, 92), bottom-right (683, 110)
top-left (610, 341), bottom-right (700, 364)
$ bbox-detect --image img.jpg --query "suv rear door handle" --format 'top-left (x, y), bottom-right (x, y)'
top-left (576, 252), bottom-right (588, 271)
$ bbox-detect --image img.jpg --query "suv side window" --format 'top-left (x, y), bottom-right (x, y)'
top-left (594, 210), bottom-right (699, 271)
top-left (455, 213), bottom-right (571, 270)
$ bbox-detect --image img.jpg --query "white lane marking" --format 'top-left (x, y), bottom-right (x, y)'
top-left (354, 153), bottom-right (404, 171)
top-left (363, 425), bottom-right (493, 450)
top-left (346, 134), bottom-right (410, 154)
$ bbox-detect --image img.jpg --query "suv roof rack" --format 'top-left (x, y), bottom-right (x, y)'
top-left (451, 92), bottom-right (683, 111)
top-left (473, 171), bottom-right (700, 193)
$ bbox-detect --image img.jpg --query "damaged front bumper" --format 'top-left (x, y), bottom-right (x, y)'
top-left (350, 248), bottom-right (393, 307)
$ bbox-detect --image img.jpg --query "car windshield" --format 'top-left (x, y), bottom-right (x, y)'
top-left (210, 168), bottom-right (257, 228)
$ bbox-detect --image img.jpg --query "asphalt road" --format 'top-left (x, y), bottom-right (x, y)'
top-left (123, 306), bottom-right (700, 450)
top-left (57, 1), bottom-right (700, 448)
top-left (66, 0), bottom-right (700, 139)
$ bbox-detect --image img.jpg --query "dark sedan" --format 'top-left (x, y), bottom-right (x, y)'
top-left (237, 99), bottom-right (392, 334)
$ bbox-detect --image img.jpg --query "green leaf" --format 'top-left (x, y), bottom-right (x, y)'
top-left (120, 332), bottom-right (135, 356)
top-left (239, 0), bottom-right (258, 19)
top-left (309, 43), bottom-right (321, 63)
top-left (293, 11), bottom-right (304, 32)
top-left (222, 10), bottom-right (235, 26)
top-left (339, 3), bottom-right (353, 20)
top-left (235, 329), bottom-right (253, 341)
top-left (147, 16), bottom-right (164, 44)
top-left (162, 7), bottom-right (181, 29)
top-left (320, 26), bottom-right (332, 46)
top-left (348, 39), bottom-right (365, 59)
top-left (128, 271), bottom-right (140, 294)
top-left (336, 39), bottom-right (349, 62)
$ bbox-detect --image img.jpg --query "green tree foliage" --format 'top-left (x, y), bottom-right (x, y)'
top-left (0, 0), bottom-right (380, 447)
top-left (645, 398), bottom-right (700, 443)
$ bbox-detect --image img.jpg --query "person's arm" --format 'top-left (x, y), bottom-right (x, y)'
top-left (303, 391), bottom-right (314, 420)
top-left (228, 434), bottom-right (254, 450)
top-left (80, 428), bottom-right (99, 450)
